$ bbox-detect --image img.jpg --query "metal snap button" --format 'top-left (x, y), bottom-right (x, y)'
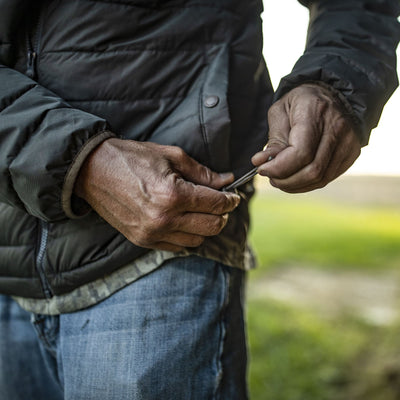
top-left (204, 95), bottom-right (219, 108)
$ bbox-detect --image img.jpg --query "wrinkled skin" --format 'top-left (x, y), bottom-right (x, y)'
top-left (75, 139), bottom-right (240, 252)
top-left (75, 84), bottom-right (361, 251)
top-left (252, 83), bottom-right (362, 193)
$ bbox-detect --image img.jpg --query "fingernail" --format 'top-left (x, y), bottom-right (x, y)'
top-left (219, 172), bottom-right (235, 182)
top-left (219, 172), bottom-right (234, 180)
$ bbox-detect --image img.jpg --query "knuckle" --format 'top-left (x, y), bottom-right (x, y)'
top-left (135, 232), bottom-right (153, 248)
top-left (190, 236), bottom-right (205, 247)
top-left (167, 191), bottom-right (181, 208)
top-left (335, 116), bottom-right (348, 133)
top-left (144, 222), bottom-right (159, 240)
top-left (295, 147), bottom-right (314, 165)
top-left (170, 145), bottom-right (186, 160)
top-left (314, 94), bottom-right (330, 111)
top-left (138, 211), bottom-right (172, 245)
top-left (268, 137), bottom-right (288, 148)
top-left (210, 215), bottom-right (227, 235)
top-left (149, 210), bottom-right (173, 231)
top-left (162, 183), bottom-right (181, 208)
top-left (325, 134), bottom-right (337, 152)
top-left (307, 163), bottom-right (324, 182)
top-left (211, 199), bottom-right (225, 215)
top-left (201, 167), bottom-right (213, 184)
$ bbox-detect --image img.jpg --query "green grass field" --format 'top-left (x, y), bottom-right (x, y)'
top-left (249, 195), bottom-right (400, 272)
top-left (246, 193), bottom-right (400, 400)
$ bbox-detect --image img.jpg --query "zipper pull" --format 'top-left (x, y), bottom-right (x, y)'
top-left (26, 50), bottom-right (37, 79)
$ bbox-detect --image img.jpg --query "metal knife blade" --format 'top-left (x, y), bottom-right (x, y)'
top-left (222, 167), bottom-right (258, 192)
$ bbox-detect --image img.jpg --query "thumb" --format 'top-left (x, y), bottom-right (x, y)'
top-left (169, 148), bottom-right (235, 189)
top-left (252, 100), bottom-right (290, 167)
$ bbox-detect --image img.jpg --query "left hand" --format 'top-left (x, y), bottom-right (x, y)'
top-left (251, 83), bottom-right (361, 193)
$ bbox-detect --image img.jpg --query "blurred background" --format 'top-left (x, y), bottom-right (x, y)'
top-left (247, 2), bottom-right (400, 399)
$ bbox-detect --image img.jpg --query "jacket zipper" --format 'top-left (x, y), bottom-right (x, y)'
top-left (26, 50), bottom-right (37, 79)
top-left (26, 8), bottom-right (43, 79)
top-left (36, 220), bottom-right (53, 298)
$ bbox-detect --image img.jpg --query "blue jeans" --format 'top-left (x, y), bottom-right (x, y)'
top-left (0, 256), bottom-right (247, 399)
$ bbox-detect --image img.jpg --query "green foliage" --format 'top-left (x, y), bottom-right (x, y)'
top-left (247, 300), bottom-right (373, 400)
top-left (246, 193), bottom-right (400, 399)
top-left (248, 195), bottom-right (400, 272)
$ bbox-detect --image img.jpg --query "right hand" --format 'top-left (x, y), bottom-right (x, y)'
top-left (251, 84), bottom-right (361, 193)
top-left (74, 138), bottom-right (240, 252)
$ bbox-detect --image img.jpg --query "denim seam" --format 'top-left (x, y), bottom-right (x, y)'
top-left (213, 266), bottom-right (230, 400)
top-left (31, 314), bottom-right (59, 358)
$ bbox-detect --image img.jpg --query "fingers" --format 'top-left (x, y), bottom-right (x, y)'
top-left (151, 242), bottom-right (185, 252)
top-left (128, 182), bottom-right (236, 248)
top-left (148, 212), bottom-right (230, 251)
top-left (175, 179), bottom-right (241, 214)
top-left (135, 214), bottom-right (230, 251)
top-left (252, 84), bottom-right (362, 193)
top-left (165, 146), bottom-right (235, 189)
top-left (253, 95), bottom-right (323, 179)
top-left (139, 144), bottom-right (239, 215)
top-left (255, 125), bottom-right (318, 179)
top-left (270, 129), bottom-right (361, 193)
top-left (158, 232), bottom-right (206, 248)
top-left (78, 138), bottom-right (241, 252)
top-left (175, 212), bottom-right (229, 236)
top-left (268, 124), bottom-right (337, 191)
top-left (252, 101), bottom-right (290, 167)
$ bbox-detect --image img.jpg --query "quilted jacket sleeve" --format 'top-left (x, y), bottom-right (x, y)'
top-left (276, 0), bottom-right (400, 145)
top-left (0, 65), bottom-right (115, 221)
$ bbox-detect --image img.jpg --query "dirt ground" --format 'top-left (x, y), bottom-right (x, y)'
top-left (249, 266), bottom-right (400, 326)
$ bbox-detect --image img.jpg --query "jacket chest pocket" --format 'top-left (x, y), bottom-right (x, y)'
top-left (148, 44), bottom-right (232, 173)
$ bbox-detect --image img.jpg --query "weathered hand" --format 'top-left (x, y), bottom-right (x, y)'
top-left (251, 83), bottom-right (361, 193)
top-left (75, 138), bottom-right (240, 252)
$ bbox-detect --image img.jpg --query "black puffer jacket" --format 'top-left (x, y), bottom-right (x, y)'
top-left (0, 0), bottom-right (399, 299)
